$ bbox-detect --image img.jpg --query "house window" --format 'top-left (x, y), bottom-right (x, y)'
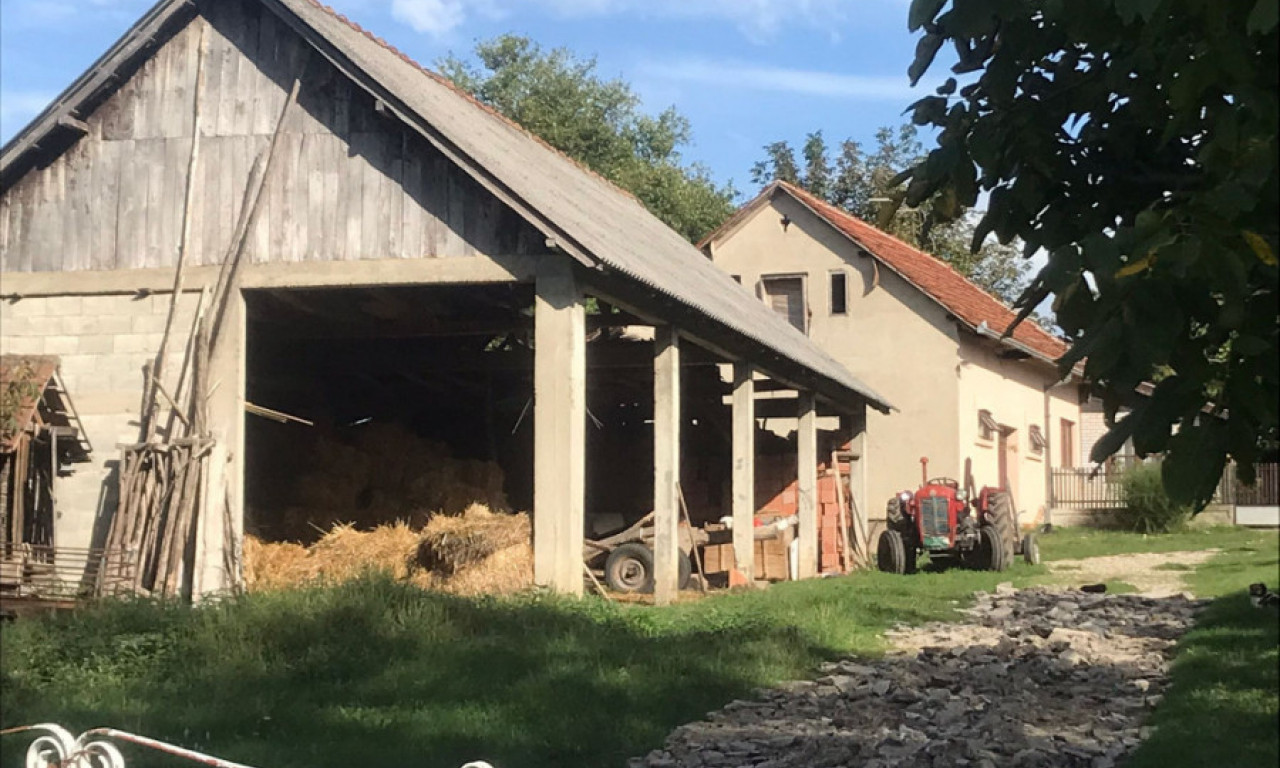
top-left (978, 409), bottom-right (999, 441)
top-left (761, 275), bottom-right (807, 333)
top-left (1060, 418), bottom-right (1076, 467)
top-left (829, 271), bottom-right (847, 315)
top-left (1028, 425), bottom-right (1046, 455)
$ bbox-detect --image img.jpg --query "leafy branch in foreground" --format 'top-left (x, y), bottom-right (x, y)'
top-left (900, 0), bottom-right (1279, 507)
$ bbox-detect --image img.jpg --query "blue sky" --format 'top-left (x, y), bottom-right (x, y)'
top-left (0, 0), bottom-right (939, 201)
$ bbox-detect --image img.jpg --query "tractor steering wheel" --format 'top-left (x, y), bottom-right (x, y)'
top-left (925, 477), bottom-right (960, 488)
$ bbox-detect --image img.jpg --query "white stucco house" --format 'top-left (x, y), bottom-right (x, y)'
top-left (702, 181), bottom-right (1083, 527)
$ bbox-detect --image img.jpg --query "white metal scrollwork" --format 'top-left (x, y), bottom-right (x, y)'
top-left (2, 724), bottom-right (496, 767)
top-left (0, 724), bottom-right (248, 768)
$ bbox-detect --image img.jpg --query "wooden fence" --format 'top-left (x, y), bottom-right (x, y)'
top-left (1052, 461), bottom-right (1279, 510)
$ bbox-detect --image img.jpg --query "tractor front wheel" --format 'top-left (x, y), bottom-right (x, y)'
top-left (877, 529), bottom-right (911, 574)
top-left (977, 524), bottom-right (1011, 572)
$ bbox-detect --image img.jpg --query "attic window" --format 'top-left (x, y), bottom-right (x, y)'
top-left (978, 409), bottom-right (999, 441)
top-left (829, 271), bottom-right (847, 315)
top-left (1029, 424), bottom-right (1046, 454)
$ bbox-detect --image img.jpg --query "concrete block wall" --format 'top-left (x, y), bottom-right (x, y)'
top-left (1, 291), bottom-right (201, 554)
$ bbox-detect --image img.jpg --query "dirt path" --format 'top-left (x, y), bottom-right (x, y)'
top-left (1046, 549), bottom-right (1220, 597)
top-left (630, 586), bottom-right (1203, 768)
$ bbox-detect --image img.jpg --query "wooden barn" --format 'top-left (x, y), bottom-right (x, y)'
top-left (0, 0), bottom-right (890, 602)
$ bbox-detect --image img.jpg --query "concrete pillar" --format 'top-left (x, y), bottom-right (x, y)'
top-left (796, 391), bottom-right (818, 580)
top-left (652, 325), bottom-right (681, 605)
top-left (731, 363), bottom-right (755, 581)
top-left (196, 288), bottom-right (245, 598)
top-left (533, 260), bottom-right (586, 595)
top-left (847, 403), bottom-right (870, 568)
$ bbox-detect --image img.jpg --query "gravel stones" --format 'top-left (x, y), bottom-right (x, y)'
top-left (630, 587), bottom-right (1204, 768)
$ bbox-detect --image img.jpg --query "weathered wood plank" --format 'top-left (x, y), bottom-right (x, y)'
top-left (1, 0), bottom-right (530, 274)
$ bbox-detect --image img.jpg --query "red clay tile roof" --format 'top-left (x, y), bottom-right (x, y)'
top-left (742, 182), bottom-right (1068, 363)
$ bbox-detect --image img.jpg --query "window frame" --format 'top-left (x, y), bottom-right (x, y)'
top-left (760, 272), bottom-right (810, 335)
top-left (978, 409), bottom-right (999, 442)
top-left (829, 269), bottom-right (848, 315)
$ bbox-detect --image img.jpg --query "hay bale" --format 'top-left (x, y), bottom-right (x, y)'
top-left (421, 542), bottom-right (533, 596)
top-left (243, 535), bottom-right (313, 591)
top-left (308, 521), bottom-right (419, 582)
top-left (262, 424), bottom-right (510, 542)
top-left (418, 504), bottom-right (530, 575)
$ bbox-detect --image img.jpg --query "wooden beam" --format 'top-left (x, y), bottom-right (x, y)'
top-left (533, 260), bottom-right (586, 595)
top-left (652, 325), bottom-right (681, 605)
top-left (796, 391), bottom-right (818, 580)
top-left (731, 362), bottom-right (755, 581)
top-left (0, 255), bottom-right (540, 297)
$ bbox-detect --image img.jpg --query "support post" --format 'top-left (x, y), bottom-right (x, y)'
top-left (847, 403), bottom-right (870, 568)
top-left (195, 288), bottom-right (244, 597)
top-left (653, 326), bottom-right (681, 605)
top-left (533, 260), bottom-right (586, 595)
top-left (796, 391), bottom-right (818, 580)
top-left (731, 363), bottom-right (755, 582)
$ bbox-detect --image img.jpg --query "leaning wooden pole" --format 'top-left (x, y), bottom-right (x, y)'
top-left (142, 24), bottom-right (208, 441)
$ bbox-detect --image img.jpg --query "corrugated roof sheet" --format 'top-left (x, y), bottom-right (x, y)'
top-left (710, 181), bottom-right (1068, 363)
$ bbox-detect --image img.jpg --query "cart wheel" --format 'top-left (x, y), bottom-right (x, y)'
top-left (605, 543), bottom-right (654, 593)
top-left (678, 549), bottom-right (692, 590)
top-left (1021, 533), bottom-right (1041, 565)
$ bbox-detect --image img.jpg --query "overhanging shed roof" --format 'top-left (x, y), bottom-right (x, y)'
top-left (0, 0), bottom-right (891, 413)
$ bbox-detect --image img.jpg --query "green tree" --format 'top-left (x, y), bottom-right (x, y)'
top-left (438, 35), bottom-right (734, 243)
top-left (900, 0), bottom-right (1279, 507)
top-left (752, 125), bottom-right (1032, 303)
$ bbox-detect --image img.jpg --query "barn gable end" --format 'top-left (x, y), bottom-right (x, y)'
top-left (0, 0), bottom-right (542, 274)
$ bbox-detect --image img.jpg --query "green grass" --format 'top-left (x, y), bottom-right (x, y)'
top-left (0, 562), bottom-right (1046, 768)
top-left (1127, 531), bottom-right (1280, 768)
top-left (1037, 525), bottom-right (1267, 561)
top-left (1, 526), bottom-right (1273, 768)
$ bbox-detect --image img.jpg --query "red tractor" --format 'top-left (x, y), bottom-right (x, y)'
top-left (877, 457), bottom-right (1039, 574)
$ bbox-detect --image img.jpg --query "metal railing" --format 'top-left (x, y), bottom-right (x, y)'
top-left (1051, 461), bottom-right (1279, 510)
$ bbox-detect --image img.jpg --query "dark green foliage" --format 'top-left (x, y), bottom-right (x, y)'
top-left (751, 125), bottom-right (1031, 303)
top-left (437, 36), bottom-right (735, 243)
top-left (901, 0), bottom-right (1280, 508)
top-left (1117, 462), bottom-right (1193, 533)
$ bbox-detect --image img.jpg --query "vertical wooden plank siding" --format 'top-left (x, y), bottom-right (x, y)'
top-left (1, 0), bottom-right (541, 274)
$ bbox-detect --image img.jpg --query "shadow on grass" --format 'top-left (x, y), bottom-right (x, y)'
top-left (1127, 594), bottom-right (1279, 768)
top-left (2, 580), bottom-right (819, 767)
top-left (0, 565), bottom-right (1049, 768)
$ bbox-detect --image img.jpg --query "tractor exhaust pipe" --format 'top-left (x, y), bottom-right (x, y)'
top-left (920, 456), bottom-right (929, 485)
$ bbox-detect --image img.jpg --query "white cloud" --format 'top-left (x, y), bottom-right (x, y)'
top-left (0, 91), bottom-right (56, 141)
top-left (373, 0), bottom-right (880, 42)
top-left (636, 57), bottom-right (921, 100)
top-left (389, 0), bottom-right (466, 36)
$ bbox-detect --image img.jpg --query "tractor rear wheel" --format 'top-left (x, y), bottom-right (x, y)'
top-left (987, 491), bottom-right (1018, 562)
top-left (978, 524), bottom-right (1011, 572)
top-left (877, 529), bottom-right (909, 574)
